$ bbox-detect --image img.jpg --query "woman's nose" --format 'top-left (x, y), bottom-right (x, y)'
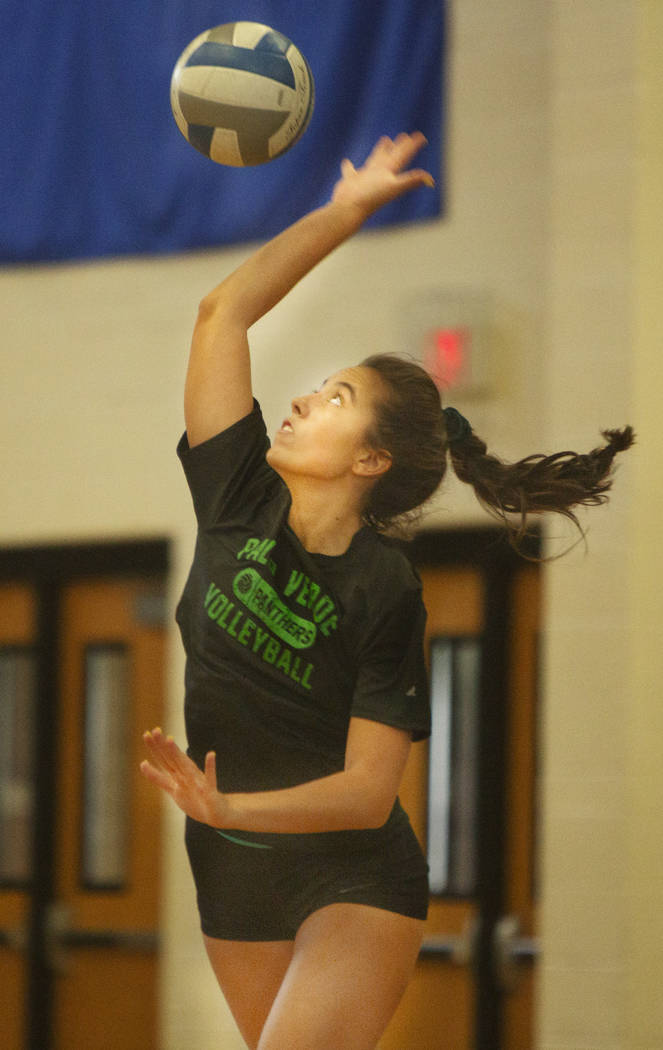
top-left (291, 393), bottom-right (310, 416)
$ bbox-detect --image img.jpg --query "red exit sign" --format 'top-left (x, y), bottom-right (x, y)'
top-left (423, 326), bottom-right (472, 391)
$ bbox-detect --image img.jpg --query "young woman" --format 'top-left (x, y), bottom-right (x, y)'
top-left (141, 133), bottom-right (633, 1050)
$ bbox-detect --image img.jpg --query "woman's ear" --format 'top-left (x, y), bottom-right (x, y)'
top-left (353, 447), bottom-right (392, 478)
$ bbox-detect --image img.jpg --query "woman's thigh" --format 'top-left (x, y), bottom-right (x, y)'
top-left (258, 903), bottom-right (425, 1050)
top-left (203, 934), bottom-right (294, 1050)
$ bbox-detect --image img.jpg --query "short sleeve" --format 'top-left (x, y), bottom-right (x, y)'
top-left (177, 401), bottom-right (280, 528)
top-left (350, 588), bottom-right (431, 741)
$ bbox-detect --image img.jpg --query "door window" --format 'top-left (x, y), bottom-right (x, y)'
top-left (427, 637), bottom-right (481, 897)
top-left (0, 647), bottom-right (36, 886)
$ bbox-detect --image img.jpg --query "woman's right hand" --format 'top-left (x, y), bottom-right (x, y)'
top-left (141, 728), bottom-right (229, 828)
top-left (331, 132), bottom-right (434, 218)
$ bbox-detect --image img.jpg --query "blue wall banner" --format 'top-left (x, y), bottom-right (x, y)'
top-left (2, 1), bottom-right (444, 263)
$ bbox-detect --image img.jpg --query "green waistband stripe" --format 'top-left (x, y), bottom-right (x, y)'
top-left (216, 829), bottom-right (274, 850)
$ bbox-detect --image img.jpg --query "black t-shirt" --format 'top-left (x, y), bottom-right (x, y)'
top-left (176, 402), bottom-right (431, 850)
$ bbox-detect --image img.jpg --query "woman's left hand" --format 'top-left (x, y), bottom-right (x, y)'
top-left (140, 728), bottom-right (227, 827)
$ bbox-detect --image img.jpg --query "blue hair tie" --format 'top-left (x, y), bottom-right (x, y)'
top-left (443, 406), bottom-right (472, 445)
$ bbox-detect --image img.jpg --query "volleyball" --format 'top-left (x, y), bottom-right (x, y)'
top-left (170, 22), bottom-right (315, 167)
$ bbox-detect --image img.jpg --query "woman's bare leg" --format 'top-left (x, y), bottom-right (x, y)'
top-left (203, 935), bottom-right (294, 1050)
top-left (258, 904), bottom-right (424, 1050)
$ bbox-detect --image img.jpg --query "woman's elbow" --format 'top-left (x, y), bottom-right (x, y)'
top-left (350, 790), bottom-right (395, 831)
top-left (197, 286), bottom-right (256, 331)
top-left (197, 288), bottom-right (229, 323)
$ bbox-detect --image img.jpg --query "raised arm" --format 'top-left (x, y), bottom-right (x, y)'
top-left (183, 133), bottom-right (434, 447)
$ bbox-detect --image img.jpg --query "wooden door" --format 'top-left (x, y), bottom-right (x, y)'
top-left (380, 567), bottom-right (483, 1049)
top-left (51, 578), bottom-right (164, 1050)
top-left (0, 561), bottom-right (166, 1050)
top-left (380, 540), bottom-right (540, 1050)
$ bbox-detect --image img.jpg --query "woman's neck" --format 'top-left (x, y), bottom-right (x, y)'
top-left (286, 487), bottom-right (364, 556)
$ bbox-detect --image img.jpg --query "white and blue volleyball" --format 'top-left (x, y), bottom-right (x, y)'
top-left (170, 22), bottom-right (314, 166)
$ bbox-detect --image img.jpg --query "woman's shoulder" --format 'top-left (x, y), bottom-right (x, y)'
top-left (177, 400), bottom-right (285, 529)
top-left (177, 398), bottom-right (267, 458)
top-left (353, 529), bottom-right (423, 598)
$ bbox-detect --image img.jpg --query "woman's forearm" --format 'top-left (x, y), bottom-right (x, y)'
top-left (200, 199), bottom-right (368, 329)
top-left (221, 765), bottom-right (392, 834)
top-left (199, 132), bottom-right (433, 330)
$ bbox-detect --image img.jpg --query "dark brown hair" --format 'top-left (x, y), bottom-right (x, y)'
top-left (361, 354), bottom-right (635, 548)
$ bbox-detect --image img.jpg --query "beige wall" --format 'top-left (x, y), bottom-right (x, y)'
top-left (537, 2), bottom-right (636, 1047)
top-left (627, 2), bottom-right (663, 1047)
top-left (538, 3), bottom-right (663, 1049)
top-left (1, 3), bottom-right (659, 1048)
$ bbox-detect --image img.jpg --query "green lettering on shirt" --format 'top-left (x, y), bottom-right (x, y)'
top-left (203, 581), bottom-right (315, 690)
top-left (237, 537), bottom-right (277, 565)
top-left (233, 568), bottom-right (317, 649)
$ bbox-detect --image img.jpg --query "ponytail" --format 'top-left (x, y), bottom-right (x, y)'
top-left (446, 419), bottom-right (635, 549)
top-left (362, 353), bottom-right (634, 550)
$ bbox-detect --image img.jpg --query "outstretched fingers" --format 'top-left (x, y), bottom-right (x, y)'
top-left (398, 167), bottom-right (436, 190)
top-left (387, 133), bottom-right (435, 190)
top-left (141, 728), bottom-right (198, 793)
top-left (140, 729), bottom-right (224, 827)
top-left (367, 131), bottom-right (429, 173)
top-left (142, 726), bottom-right (181, 774)
top-left (362, 131), bottom-right (435, 196)
top-left (140, 733), bottom-right (175, 795)
top-left (333, 131), bottom-right (434, 214)
top-left (203, 749), bottom-right (218, 789)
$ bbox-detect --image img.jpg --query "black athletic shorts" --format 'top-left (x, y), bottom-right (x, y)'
top-left (185, 816), bottom-right (429, 941)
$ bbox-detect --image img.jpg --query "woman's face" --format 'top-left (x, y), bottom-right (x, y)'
top-left (266, 366), bottom-right (388, 483)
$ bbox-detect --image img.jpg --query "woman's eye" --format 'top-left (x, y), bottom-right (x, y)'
top-left (329, 393), bottom-right (343, 406)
